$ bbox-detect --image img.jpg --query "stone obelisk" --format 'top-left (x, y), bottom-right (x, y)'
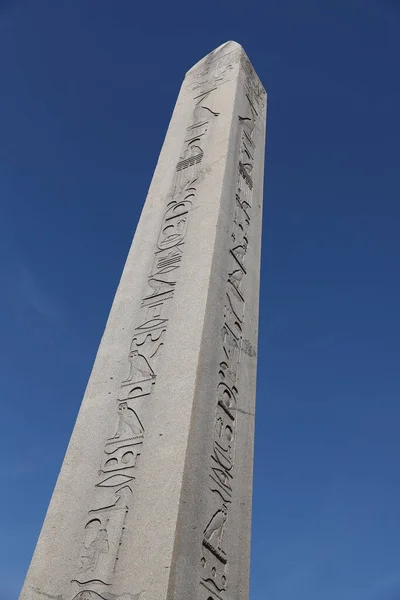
top-left (19, 41), bottom-right (267, 600)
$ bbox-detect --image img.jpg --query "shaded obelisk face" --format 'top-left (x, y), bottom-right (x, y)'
top-left (19, 41), bottom-right (266, 600)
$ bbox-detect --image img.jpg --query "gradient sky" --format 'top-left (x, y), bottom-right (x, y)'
top-left (2, 1), bottom-right (400, 599)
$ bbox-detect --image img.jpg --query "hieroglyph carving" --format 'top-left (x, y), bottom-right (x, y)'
top-left (187, 50), bottom-right (236, 92)
top-left (200, 59), bottom-right (265, 600)
top-left (66, 65), bottom-right (225, 600)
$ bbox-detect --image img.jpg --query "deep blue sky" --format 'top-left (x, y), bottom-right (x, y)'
top-left (2, 1), bottom-right (400, 599)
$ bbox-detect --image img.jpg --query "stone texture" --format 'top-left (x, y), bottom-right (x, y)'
top-left (19, 41), bottom-right (267, 600)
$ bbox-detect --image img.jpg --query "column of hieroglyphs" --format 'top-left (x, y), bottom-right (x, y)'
top-left (19, 41), bottom-right (266, 600)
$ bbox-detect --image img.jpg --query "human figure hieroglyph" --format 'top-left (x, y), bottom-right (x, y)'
top-left (124, 349), bottom-right (155, 383)
top-left (204, 505), bottom-right (228, 550)
top-left (113, 403), bottom-right (143, 439)
top-left (80, 521), bottom-right (109, 573)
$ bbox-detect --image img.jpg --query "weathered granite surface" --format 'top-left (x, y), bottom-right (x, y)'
top-left (19, 41), bottom-right (267, 600)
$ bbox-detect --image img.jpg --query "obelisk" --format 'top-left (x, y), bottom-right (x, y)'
top-left (19, 41), bottom-right (267, 600)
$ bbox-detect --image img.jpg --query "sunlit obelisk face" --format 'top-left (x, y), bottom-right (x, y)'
top-left (19, 41), bottom-right (267, 600)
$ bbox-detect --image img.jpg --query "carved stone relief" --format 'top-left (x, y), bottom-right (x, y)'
top-left (241, 54), bottom-right (266, 110)
top-left (64, 73), bottom-right (224, 600)
top-left (200, 86), bottom-right (260, 600)
top-left (188, 50), bottom-right (236, 91)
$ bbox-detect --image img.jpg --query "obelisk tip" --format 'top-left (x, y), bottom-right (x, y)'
top-left (186, 40), bottom-right (244, 76)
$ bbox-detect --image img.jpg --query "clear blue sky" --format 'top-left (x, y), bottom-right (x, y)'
top-left (1, 1), bottom-right (400, 599)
